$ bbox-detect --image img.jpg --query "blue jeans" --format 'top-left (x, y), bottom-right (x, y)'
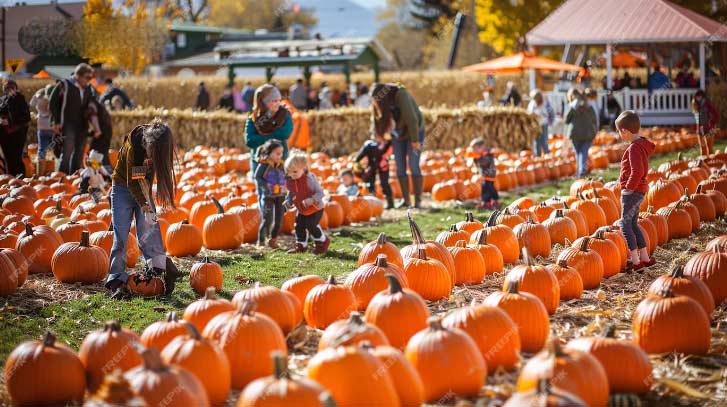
top-left (37, 129), bottom-right (54, 159)
top-left (392, 129), bottom-right (424, 178)
top-left (533, 124), bottom-right (549, 157)
top-left (620, 192), bottom-right (647, 250)
top-left (106, 183), bottom-right (166, 285)
top-left (573, 140), bottom-right (592, 177)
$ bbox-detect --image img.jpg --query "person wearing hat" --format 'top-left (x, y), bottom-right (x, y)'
top-left (79, 149), bottom-right (110, 202)
top-left (244, 84), bottom-right (293, 207)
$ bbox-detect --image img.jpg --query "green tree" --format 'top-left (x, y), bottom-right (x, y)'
top-left (475, 0), bottom-right (563, 54)
top-left (207, 0), bottom-right (317, 30)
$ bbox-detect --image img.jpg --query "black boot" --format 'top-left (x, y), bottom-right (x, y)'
top-left (412, 176), bottom-right (423, 209)
top-left (163, 257), bottom-right (180, 295)
top-left (385, 194), bottom-right (395, 210)
top-left (396, 176), bottom-right (411, 208)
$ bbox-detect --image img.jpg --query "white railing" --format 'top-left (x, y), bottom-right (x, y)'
top-left (545, 88), bottom-right (697, 126)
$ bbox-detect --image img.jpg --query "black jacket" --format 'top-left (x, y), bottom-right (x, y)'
top-left (0, 92), bottom-right (31, 134)
top-left (196, 87), bottom-right (210, 110)
top-left (100, 86), bottom-right (133, 109)
top-left (218, 94), bottom-right (235, 112)
top-left (355, 140), bottom-right (391, 172)
top-left (49, 78), bottom-right (93, 130)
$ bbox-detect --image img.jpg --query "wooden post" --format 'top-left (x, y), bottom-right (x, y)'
top-left (606, 44), bottom-right (613, 90)
top-left (265, 67), bottom-right (273, 83)
top-left (699, 42), bottom-right (706, 90)
top-left (373, 60), bottom-right (380, 83)
top-left (227, 65), bottom-right (235, 87)
top-left (303, 65), bottom-right (312, 87)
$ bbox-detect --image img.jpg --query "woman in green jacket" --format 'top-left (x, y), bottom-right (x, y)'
top-left (370, 83), bottom-right (425, 208)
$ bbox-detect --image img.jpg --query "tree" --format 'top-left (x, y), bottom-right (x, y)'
top-left (475, 0), bottom-right (563, 54)
top-left (207, 0), bottom-right (317, 31)
top-left (78, 0), bottom-right (168, 74)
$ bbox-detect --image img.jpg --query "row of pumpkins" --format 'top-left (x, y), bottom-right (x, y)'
top-left (4, 178), bottom-right (727, 406)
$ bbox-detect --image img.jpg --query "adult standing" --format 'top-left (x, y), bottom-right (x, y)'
top-left (0, 80), bottom-right (31, 176)
top-left (244, 84), bottom-right (293, 205)
top-left (527, 90), bottom-right (553, 157)
top-left (289, 78), bottom-right (307, 110)
top-left (500, 81), bottom-right (522, 107)
top-left (49, 63), bottom-right (95, 174)
top-left (100, 78), bottom-right (133, 109)
top-left (241, 82), bottom-right (255, 112)
top-left (565, 88), bottom-right (597, 178)
top-left (195, 82), bottom-right (210, 111)
top-left (647, 65), bottom-right (671, 92)
top-left (88, 97), bottom-right (113, 169)
top-left (370, 83), bottom-right (424, 208)
top-left (218, 85), bottom-right (235, 112)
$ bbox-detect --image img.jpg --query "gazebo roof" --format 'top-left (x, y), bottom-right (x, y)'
top-left (526, 0), bottom-right (727, 46)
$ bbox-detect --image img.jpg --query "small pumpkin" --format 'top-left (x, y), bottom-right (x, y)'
top-left (435, 224), bottom-right (470, 247)
top-left (556, 236), bottom-right (604, 290)
top-left (16, 223), bottom-right (64, 274)
top-left (447, 240), bottom-right (486, 285)
top-left (357, 232), bottom-right (404, 268)
top-left (304, 275), bottom-right (356, 329)
top-left (202, 197), bottom-right (245, 250)
top-left (468, 228), bottom-right (504, 275)
top-left (281, 273), bottom-right (325, 306)
top-left (456, 211), bottom-right (484, 236)
top-left (345, 254), bottom-right (408, 310)
top-left (182, 287), bottom-right (236, 332)
top-left (545, 259), bottom-right (583, 301)
top-left (507, 250), bottom-right (560, 314)
top-left (542, 209), bottom-right (577, 246)
top-left (648, 264), bottom-right (715, 315)
top-left (683, 245), bottom-right (727, 305)
top-left (318, 311), bottom-right (389, 350)
top-left (140, 311), bottom-right (188, 351)
top-left (78, 321), bottom-right (143, 393)
top-left (189, 256), bottom-right (223, 295)
top-left (473, 210), bottom-right (520, 264)
top-left (513, 215), bottom-right (551, 259)
top-left (400, 211), bottom-right (456, 285)
top-left (575, 229), bottom-right (621, 278)
top-left (233, 282), bottom-right (299, 335)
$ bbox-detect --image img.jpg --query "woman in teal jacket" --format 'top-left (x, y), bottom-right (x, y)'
top-left (245, 84), bottom-right (293, 177)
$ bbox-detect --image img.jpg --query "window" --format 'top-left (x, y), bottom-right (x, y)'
top-left (177, 33), bottom-right (187, 48)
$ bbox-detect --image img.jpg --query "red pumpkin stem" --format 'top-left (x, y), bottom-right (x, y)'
top-left (374, 254), bottom-right (388, 268)
top-left (385, 274), bottom-right (403, 294)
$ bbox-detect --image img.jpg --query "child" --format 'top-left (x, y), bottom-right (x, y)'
top-left (79, 150), bottom-right (110, 202)
top-left (616, 110), bottom-right (656, 272)
top-left (337, 169), bottom-right (359, 196)
top-left (469, 138), bottom-right (499, 210)
top-left (29, 84), bottom-right (54, 161)
top-left (105, 120), bottom-right (179, 299)
top-left (692, 90), bottom-right (719, 156)
top-left (285, 151), bottom-right (329, 254)
top-left (254, 139), bottom-right (287, 248)
top-left (354, 133), bottom-right (394, 208)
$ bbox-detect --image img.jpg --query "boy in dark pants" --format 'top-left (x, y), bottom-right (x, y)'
top-left (285, 151), bottom-right (329, 254)
top-left (616, 110), bottom-right (656, 271)
top-left (355, 133), bottom-right (394, 208)
top-left (469, 138), bottom-right (499, 210)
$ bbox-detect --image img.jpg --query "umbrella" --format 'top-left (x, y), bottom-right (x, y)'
top-left (463, 52), bottom-right (583, 74)
top-left (611, 51), bottom-right (645, 68)
top-left (32, 70), bottom-right (50, 79)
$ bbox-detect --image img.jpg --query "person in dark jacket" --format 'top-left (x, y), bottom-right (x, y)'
top-left (354, 132), bottom-right (393, 208)
top-left (0, 80), bottom-right (31, 176)
top-left (87, 97), bottom-right (113, 169)
top-left (49, 63), bottom-right (95, 174)
top-left (195, 82), bottom-right (210, 111)
top-left (100, 78), bottom-right (133, 109)
top-left (469, 138), bottom-right (499, 210)
top-left (241, 82), bottom-right (255, 112)
top-left (616, 110), bottom-right (655, 271)
top-left (565, 88), bottom-right (597, 177)
top-left (218, 85), bottom-right (235, 112)
top-left (500, 81), bottom-right (522, 107)
top-left (370, 83), bottom-right (425, 208)
top-left (692, 89), bottom-right (720, 156)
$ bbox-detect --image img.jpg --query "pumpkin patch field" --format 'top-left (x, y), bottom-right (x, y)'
top-left (1, 135), bottom-right (727, 407)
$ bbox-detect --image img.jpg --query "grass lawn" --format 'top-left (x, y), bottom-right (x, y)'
top-left (1, 139), bottom-right (725, 405)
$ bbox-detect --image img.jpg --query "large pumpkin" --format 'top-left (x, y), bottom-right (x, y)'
top-left (648, 264), bottom-right (715, 315)
top-left (318, 311), bottom-right (389, 350)
top-left (542, 209), bottom-right (577, 246)
top-left (442, 300), bottom-right (521, 371)
top-left (203, 300), bottom-right (287, 389)
top-left (517, 339), bottom-right (609, 407)
top-left (239, 352), bottom-right (332, 407)
top-left (632, 282), bottom-right (711, 354)
top-left (507, 251), bottom-right (560, 314)
top-left (16, 223), bottom-right (64, 274)
top-left (566, 325), bottom-right (654, 394)
top-left (483, 279), bottom-right (550, 353)
top-left (683, 245), bottom-right (727, 305)
top-left (233, 282), bottom-right (299, 334)
top-left (4, 331), bottom-right (86, 406)
top-left (473, 210), bottom-right (519, 264)
top-left (281, 273), bottom-right (325, 306)
top-left (405, 317), bottom-right (487, 402)
top-left (400, 212), bottom-right (456, 285)
top-left (357, 232), bottom-right (404, 268)
top-left (556, 237), bottom-right (604, 290)
top-left (545, 259), bottom-right (583, 301)
top-left (304, 275), bottom-right (356, 329)
top-left (364, 274), bottom-right (429, 350)
top-left (571, 196), bottom-right (607, 234)
top-left (78, 321), bottom-right (143, 393)
top-left (575, 230), bottom-right (621, 278)
top-left (345, 254), bottom-right (408, 310)
top-left (403, 247), bottom-right (452, 301)
top-left (656, 202), bottom-right (692, 239)
top-left (366, 345), bottom-right (425, 407)
top-left (51, 230), bottom-right (109, 283)
top-left (140, 311), bottom-right (188, 351)
top-left (513, 215), bottom-right (551, 259)
top-left (165, 219), bottom-right (203, 257)
top-left (183, 287), bottom-right (235, 332)
top-left (202, 198), bottom-right (245, 250)
top-left (160, 322), bottom-right (231, 406)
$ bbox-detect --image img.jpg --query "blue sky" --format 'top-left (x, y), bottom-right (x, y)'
top-left (350, 0), bottom-right (387, 9)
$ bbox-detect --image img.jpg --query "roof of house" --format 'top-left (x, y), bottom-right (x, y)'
top-left (5, 2), bottom-right (86, 66)
top-left (169, 22), bottom-right (251, 36)
top-left (526, 0), bottom-right (727, 46)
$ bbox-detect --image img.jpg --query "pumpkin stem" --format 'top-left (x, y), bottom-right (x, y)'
top-left (554, 209), bottom-right (564, 218)
top-left (696, 184), bottom-right (703, 194)
top-left (594, 229), bottom-right (605, 240)
top-left (184, 321), bottom-right (202, 340)
top-left (24, 223), bottom-right (33, 236)
top-left (657, 280), bottom-right (675, 299)
top-left (536, 377), bottom-right (553, 396)
top-left (211, 197), bottom-right (224, 214)
top-left (166, 311), bottom-right (179, 322)
top-left (54, 199), bottom-right (62, 211)
top-left (448, 224), bottom-right (458, 232)
top-left (600, 324), bottom-right (617, 338)
top-left (385, 274), bottom-right (403, 294)
top-left (237, 300), bottom-right (257, 316)
top-left (427, 316), bottom-right (442, 331)
top-left (374, 254), bottom-right (388, 268)
top-left (505, 278), bottom-right (519, 294)
top-left (557, 259), bottom-right (569, 268)
top-left (271, 351), bottom-right (290, 379)
top-left (522, 248), bottom-right (533, 266)
top-left (80, 230), bottom-right (90, 247)
top-left (182, 219), bottom-right (189, 225)
top-left (204, 287), bottom-right (217, 299)
top-left (203, 256), bottom-right (210, 263)
top-left (592, 187), bottom-right (600, 199)
top-left (348, 311), bottom-right (364, 325)
top-left (407, 210), bottom-right (425, 245)
top-left (104, 321), bottom-right (122, 332)
top-left (139, 347), bottom-right (165, 371)
top-left (416, 247), bottom-right (428, 260)
top-left (465, 212), bottom-right (474, 222)
top-left (486, 210), bottom-right (500, 227)
top-left (647, 205), bottom-right (655, 214)
top-left (578, 236), bottom-right (590, 252)
top-left (42, 331), bottom-right (57, 347)
top-left (477, 229), bottom-right (489, 245)
top-left (107, 222), bottom-right (113, 231)
top-left (669, 264), bottom-right (685, 278)
top-left (376, 232), bottom-right (388, 245)
top-left (326, 275), bottom-right (338, 285)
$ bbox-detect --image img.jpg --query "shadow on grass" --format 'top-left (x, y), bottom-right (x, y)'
top-left (322, 250), bottom-right (359, 261)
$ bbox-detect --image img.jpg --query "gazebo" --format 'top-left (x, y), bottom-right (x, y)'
top-left (526, 0), bottom-right (727, 125)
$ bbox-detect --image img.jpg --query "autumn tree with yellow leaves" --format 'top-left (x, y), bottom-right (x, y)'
top-left (77, 0), bottom-right (170, 74)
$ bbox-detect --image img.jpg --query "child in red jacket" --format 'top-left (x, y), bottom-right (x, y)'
top-left (284, 151), bottom-right (329, 254)
top-left (616, 110), bottom-right (656, 271)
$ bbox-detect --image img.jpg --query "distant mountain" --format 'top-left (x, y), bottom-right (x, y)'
top-left (296, 0), bottom-right (384, 38)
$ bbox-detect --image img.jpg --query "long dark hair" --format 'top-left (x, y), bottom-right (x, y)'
top-left (142, 120), bottom-right (176, 208)
top-left (692, 89), bottom-right (706, 113)
top-left (256, 139), bottom-right (284, 162)
top-left (371, 83), bottom-right (399, 138)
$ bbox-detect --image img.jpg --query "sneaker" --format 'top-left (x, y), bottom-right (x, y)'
top-left (287, 243), bottom-right (307, 254)
top-left (268, 238), bottom-right (278, 249)
top-left (313, 236), bottom-right (331, 255)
